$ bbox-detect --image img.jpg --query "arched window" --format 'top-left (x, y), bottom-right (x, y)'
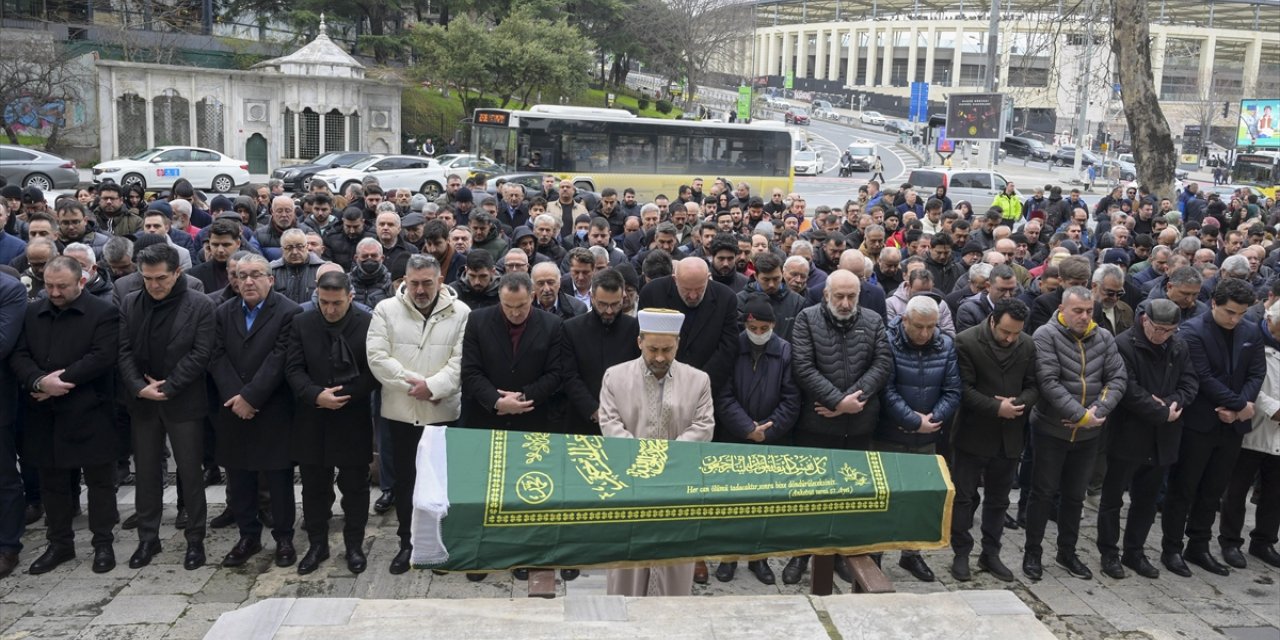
top-left (299, 107), bottom-right (320, 158)
top-left (153, 89), bottom-right (190, 147)
top-left (324, 108), bottom-right (345, 153)
top-left (347, 110), bottom-right (361, 151)
top-left (196, 97), bottom-right (225, 152)
top-left (116, 92), bottom-right (148, 156)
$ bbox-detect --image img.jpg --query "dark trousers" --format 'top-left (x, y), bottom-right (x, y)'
top-left (14, 415), bottom-right (40, 504)
top-left (1024, 431), bottom-right (1098, 558)
top-left (134, 416), bottom-right (205, 544)
top-left (0, 420), bottom-right (24, 553)
top-left (375, 394), bottom-right (395, 492)
top-left (950, 449), bottom-right (1017, 557)
top-left (792, 430), bottom-right (872, 451)
top-left (390, 420), bottom-right (424, 548)
top-left (1016, 424), bottom-right (1034, 511)
top-left (226, 468), bottom-right (295, 542)
top-left (300, 464), bottom-right (369, 551)
top-left (1097, 457), bottom-right (1166, 559)
top-left (40, 463), bottom-right (116, 550)
top-left (1162, 427), bottom-right (1242, 555)
top-left (1220, 448), bottom-right (1280, 549)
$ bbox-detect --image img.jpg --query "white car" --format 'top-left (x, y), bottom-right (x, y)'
top-left (860, 111), bottom-right (886, 126)
top-left (792, 150), bottom-right (822, 176)
top-left (433, 153), bottom-right (505, 180)
top-left (312, 155), bottom-right (450, 198)
top-left (93, 146), bottom-right (251, 193)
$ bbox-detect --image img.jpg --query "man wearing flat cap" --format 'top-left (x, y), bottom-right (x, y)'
top-left (599, 308), bottom-right (715, 596)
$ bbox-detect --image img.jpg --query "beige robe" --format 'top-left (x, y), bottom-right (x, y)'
top-left (598, 357), bottom-right (715, 596)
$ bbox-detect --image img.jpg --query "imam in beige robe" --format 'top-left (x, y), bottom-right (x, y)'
top-left (598, 357), bottom-right (715, 596)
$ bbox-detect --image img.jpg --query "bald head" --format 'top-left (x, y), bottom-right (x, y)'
top-left (674, 257), bottom-right (710, 307)
top-left (838, 249), bottom-right (869, 277)
top-left (315, 261), bottom-right (344, 282)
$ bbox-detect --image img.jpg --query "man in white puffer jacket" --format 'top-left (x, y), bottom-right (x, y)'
top-left (367, 253), bottom-right (470, 575)
top-left (1219, 297), bottom-right (1280, 570)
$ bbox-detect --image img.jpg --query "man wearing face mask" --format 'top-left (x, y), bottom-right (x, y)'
top-left (562, 269), bottom-right (640, 435)
top-left (350, 238), bottom-right (393, 308)
top-left (711, 295), bottom-right (800, 585)
top-left (736, 251), bottom-right (805, 341)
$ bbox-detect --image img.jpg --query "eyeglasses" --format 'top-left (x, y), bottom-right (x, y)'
top-left (237, 271), bottom-right (269, 281)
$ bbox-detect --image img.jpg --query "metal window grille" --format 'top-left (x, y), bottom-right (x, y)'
top-left (116, 93), bottom-right (148, 156)
top-left (196, 98), bottom-right (224, 153)
top-left (299, 108), bottom-right (320, 158)
top-left (153, 90), bottom-right (190, 147)
top-left (323, 109), bottom-right (345, 153)
top-left (283, 108), bottom-right (295, 158)
top-left (347, 111), bottom-right (360, 151)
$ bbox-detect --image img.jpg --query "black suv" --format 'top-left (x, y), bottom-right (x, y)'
top-left (272, 151), bottom-right (373, 192)
top-left (1000, 136), bottom-right (1051, 161)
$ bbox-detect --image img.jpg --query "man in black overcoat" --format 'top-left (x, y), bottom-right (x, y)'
top-left (284, 271), bottom-right (379, 575)
top-left (10, 256), bottom-right (120, 574)
top-left (562, 268), bottom-right (639, 434)
top-left (636, 257), bottom-right (738, 391)
top-left (209, 253), bottom-right (300, 569)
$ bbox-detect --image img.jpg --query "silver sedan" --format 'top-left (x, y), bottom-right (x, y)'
top-left (0, 144), bottom-right (81, 191)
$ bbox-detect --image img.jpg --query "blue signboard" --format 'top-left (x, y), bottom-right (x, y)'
top-left (909, 82), bottom-right (930, 123)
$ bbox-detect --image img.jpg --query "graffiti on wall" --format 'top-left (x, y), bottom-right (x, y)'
top-left (2, 97), bottom-right (87, 132)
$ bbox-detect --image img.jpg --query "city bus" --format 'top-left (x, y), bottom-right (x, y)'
top-left (470, 105), bottom-right (794, 201)
top-left (1231, 150), bottom-right (1280, 199)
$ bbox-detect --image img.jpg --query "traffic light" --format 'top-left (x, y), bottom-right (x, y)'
top-left (1223, 102), bottom-right (1230, 118)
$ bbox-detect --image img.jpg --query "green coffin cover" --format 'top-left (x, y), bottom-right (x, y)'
top-left (411, 427), bottom-right (954, 572)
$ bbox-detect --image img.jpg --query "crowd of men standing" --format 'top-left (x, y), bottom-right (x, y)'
top-left (0, 170), bottom-right (1277, 599)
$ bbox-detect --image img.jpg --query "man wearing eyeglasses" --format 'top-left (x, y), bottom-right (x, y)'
top-left (54, 202), bottom-right (109, 261)
top-left (92, 183), bottom-right (143, 238)
top-left (269, 229), bottom-right (325, 304)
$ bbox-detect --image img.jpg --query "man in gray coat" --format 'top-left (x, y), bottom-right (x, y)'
top-left (784, 269), bottom-right (893, 585)
top-left (1023, 286), bottom-right (1127, 582)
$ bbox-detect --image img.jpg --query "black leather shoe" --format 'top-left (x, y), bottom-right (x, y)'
top-left (121, 513), bottom-right (139, 530)
top-left (1161, 552), bottom-right (1192, 577)
top-left (297, 545), bottom-right (329, 575)
top-left (373, 491), bottom-right (395, 514)
top-left (781, 556), bottom-right (808, 585)
top-left (24, 503), bottom-right (43, 525)
top-left (1022, 553), bottom-right (1043, 580)
top-left (203, 467), bottom-right (223, 486)
top-left (1100, 555), bottom-right (1126, 580)
top-left (978, 553), bottom-right (1014, 582)
top-left (275, 539), bottom-right (297, 568)
top-left (1122, 554), bottom-right (1159, 579)
top-left (389, 548), bottom-right (411, 574)
top-left (0, 551), bottom-right (18, 579)
top-left (346, 547), bottom-right (367, 574)
top-left (28, 546), bottom-right (75, 575)
top-left (221, 537), bottom-right (263, 568)
top-left (1055, 553), bottom-right (1093, 580)
top-left (512, 568), bottom-right (530, 580)
top-left (174, 508), bottom-right (188, 530)
top-left (898, 555), bottom-right (935, 582)
top-left (1004, 513), bottom-right (1020, 530)
top-left (91, 546), bottom-right (115, 574)
top-left (559, 569), bottom-right (579, 581)
top-left (466, 572), bottom-right (486, 582)
top-left (209, 508), bottom-right (235, 529)
top-left (1185, 549), bottom-right (1229, 576)
top-left (1221, 546), bottom-right (1247, 569)
top-left (748, 559), bottom-right (776, 585)
top-left (184, 542), bottom-right (205, 570)
top-left (128, 540), bottom-right (162, 569)
top-left (714, 561), bottom-right (736, 582)
top-left (833, 555), bottom-right (854, 584)
top-left (1249, 543), bottom-right (1280, 569)
top-left (950, 555), bottom-right (971, 582)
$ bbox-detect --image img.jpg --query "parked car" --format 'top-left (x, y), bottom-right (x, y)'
top-left (93, 146), bottom-right (250, 193)
top-left (884, 119), bottom-right (916, 135)
top-left (860, 111), bottom-right (886, 126)
top-left (433, 153), bottom-right (506, 184)
top-left (1099, 158), bottom-right (1137, 181)
top-left (311, 154), bottom-right (449, 197)
top-left (906, 167), bottom-right (1015, 212)
top-left (785, 106), bottom-right (811, 125)
top-left (0, 144), bottom-right (80, 191)
top-left (1052, 145), bottom-right (1101, 167)
top-left (1000, 136), bottom-right (1052, 161)
top-left (792, 150), bottom-right (822, 176)
top-left (272, 151), bottom-right (374, 192)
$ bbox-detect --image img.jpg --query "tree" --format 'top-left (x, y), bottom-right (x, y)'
top-left (643, 0), bottom-right (752, 108)
top-left (0, 35), bottom-right (90, 149)
top-left (1110, 0), bottom-right (1176, 199)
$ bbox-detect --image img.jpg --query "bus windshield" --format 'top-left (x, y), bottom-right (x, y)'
top-left (1232, 154), bottom-right (1280, 187)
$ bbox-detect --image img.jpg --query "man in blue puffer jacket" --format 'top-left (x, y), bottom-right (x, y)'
top-left (875, 295), bottom-right (961, 582)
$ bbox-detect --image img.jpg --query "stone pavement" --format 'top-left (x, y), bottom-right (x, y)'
top-left (1, 484), bottom-right (1277, 639)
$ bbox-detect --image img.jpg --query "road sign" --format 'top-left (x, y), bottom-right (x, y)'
top-left (736, 86), bottom-right (752, 122)
top-left (909, 82), bottom-right (929, 123)
top-left (784, 72), bottom-right (794, 89)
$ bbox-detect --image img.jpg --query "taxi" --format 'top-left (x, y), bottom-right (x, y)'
top-left (93, 146), bottom-right (251, 193)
